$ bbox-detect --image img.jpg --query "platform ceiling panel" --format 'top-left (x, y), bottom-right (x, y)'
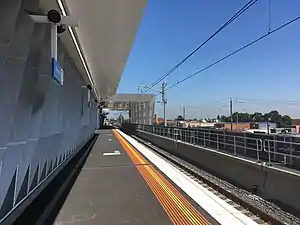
top-left (39, 0), bottom-right (147, 98)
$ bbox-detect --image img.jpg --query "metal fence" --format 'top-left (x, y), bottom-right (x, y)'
top-left (137, 125), bottom-right (300, 169)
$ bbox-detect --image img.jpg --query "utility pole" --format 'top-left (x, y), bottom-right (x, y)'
top-left (161, 81), bottom-right (167, 126)
top-left (230, 98), bottom-right (233, 131)
top-left (236, 112), bottom-right (239, 131)
top-left (183, 107), bottom-right (186, 120)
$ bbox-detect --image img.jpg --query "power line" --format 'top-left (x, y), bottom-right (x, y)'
top-left (166, 16), bottom-right (300, 91)
top-left (142, 0), bottom-right (258, 91)
top-left (182, 100), bottom-right (229, 109)
top-left (236, 98), bottom-right (300, 105)
top-left (268, 0), bottom-right (271, 33)
top-left (237, 98), bottom-right (300, 103)
top-left (136, 0), bottom-right (259, 99)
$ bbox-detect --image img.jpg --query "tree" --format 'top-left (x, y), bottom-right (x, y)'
top-left (264, 110), bottom-right (279, 122)
top-left (215, 110), bottom-right (292, 127)
top-left (217, 115), bottom-right (220, 121)
top-left (279, 115), bottom-right (292, 127)
top-left (252, 112), bottom-right (264, 122)
top-left (221, 115), bottom-right (230, 122)
top-left (237, 112), bottom-right (251, 122)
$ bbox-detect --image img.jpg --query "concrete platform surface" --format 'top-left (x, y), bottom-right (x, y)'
top-left (53, 129), bottom-right (173, 225)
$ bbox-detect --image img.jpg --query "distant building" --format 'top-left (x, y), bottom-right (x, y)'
top-left (257, 122), bottom-right (276, 130)
top-left (174, 121), bottom-right (217, 128)
top-left (214, 122), bottom-right (277, 132)
top-left (154, 117), bottom-right (177, 126)
top-left (292, 119), bottom-right (300, 125)
top-left (199, 122), bottom-right (215, 128)
top-left (292, 119), bottom-right (300, 133)
top-left (215, 122), bottom-right (253, 131)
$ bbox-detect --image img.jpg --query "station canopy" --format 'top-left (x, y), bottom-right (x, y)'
top-left (39, 0), bottom-right (148, 99)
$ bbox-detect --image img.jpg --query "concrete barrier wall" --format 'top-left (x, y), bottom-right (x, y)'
top-left (121, 123), bottom-right (138, 135)
top-left (137, 130), bottom-right (300, 213)
top-left (138, 124), bottom-right (300, 169)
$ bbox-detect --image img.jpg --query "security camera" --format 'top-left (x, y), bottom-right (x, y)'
top-left (47, 10), bottom-right (61, 23)
top-left (57, 24), bottom-right (66, 34)
top-left (86, 84), bottom-right (92, 90)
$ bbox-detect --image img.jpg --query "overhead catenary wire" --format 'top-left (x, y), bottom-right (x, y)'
top-left (166, 16), bottom-right (300, 91)
top-left (268, 0), bottom-right (271, 33)
top-left (149, 0), bottom-right (258, 86)
top-left (236, 98), bottom-right (300, 105)
top-left (182, 99), bottom-right (229, 108)
top-left (136, 0), bottom-right (259, 100)
top-left (141, 0), bottom-right (258, 92)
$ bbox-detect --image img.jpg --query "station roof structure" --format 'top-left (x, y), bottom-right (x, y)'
top-left (39, 0), bottom-right (148, 99)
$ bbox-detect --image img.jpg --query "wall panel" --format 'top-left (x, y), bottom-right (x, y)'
top-left (0, 0), bottom-right (97, 220)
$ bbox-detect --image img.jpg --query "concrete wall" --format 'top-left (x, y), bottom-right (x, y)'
top-left (0, 0), bottom-right (97, 221)
top-left (120, 123), bottom-right (138, 135)
top-left (137, 130), bottom-right (300, 213)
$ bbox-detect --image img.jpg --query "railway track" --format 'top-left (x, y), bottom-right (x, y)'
top-left (133, 135), bottom-right (300, 225)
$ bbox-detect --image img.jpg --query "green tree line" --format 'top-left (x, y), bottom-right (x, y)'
top-left (217, 110), bottom-right (292, 127)
top-left (173, 110), bottom-right (292, 128)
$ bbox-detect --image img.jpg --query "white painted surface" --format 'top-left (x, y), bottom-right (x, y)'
top-left (103, 150), bottom-right (121, 156)
top-left (117, 129), bottom-right (259, 225)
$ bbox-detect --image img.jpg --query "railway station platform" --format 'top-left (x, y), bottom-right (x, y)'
top-left (23, 128), bottom-right (264, 225)
top-left (51, 129), bottom-right (215, 225)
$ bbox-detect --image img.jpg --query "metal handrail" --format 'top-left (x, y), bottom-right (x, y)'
top-left (137, 125), bottom-right (300, 166)
top-left (138, 126), bottom-right (263, 161)
top-left (263, 139), bottom-right (300, 165)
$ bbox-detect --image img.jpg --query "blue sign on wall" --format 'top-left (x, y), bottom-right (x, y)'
top-left (51, 58), bottom-right (64, 85)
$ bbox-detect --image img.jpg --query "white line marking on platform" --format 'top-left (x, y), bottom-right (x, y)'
top-left (6, 141), bottom-right (27, 146)
top-left (103, 150), bottom-right (121, 156)
top-left (117, 129), bottom-right (259, 225)
top-left (28, 138), bottom-right (38, 141)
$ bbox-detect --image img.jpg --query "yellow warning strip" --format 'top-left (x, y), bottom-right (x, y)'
top-left (113, 129), bottom-right (210, 225)
top-left (114, 130), bottom-right (147, 165)
top-left (138, 166), bottom-right (186, 225)
top-left (146, 166), bottom-right (207, 225)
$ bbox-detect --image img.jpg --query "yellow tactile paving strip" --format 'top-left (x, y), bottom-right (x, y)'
top-left (113, 130), bottom-right (211, 225)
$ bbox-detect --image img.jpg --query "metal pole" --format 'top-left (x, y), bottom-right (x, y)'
top-left (230, 98), bottom-right (233, 131)
top-left (162, 81), bottom-right (167, 126)
top-left (51, 24), bottom-right (58, 60)
top-left (236, 111), bottom-right (239, 131)
top-left (163, 102), bottom-right (166, 126)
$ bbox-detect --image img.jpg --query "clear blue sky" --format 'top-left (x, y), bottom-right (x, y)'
top-left (117, 0), bottom-right (300, 119)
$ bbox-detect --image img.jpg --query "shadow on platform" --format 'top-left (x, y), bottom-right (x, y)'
top-left (13, 135), bottom-right (98, 225)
